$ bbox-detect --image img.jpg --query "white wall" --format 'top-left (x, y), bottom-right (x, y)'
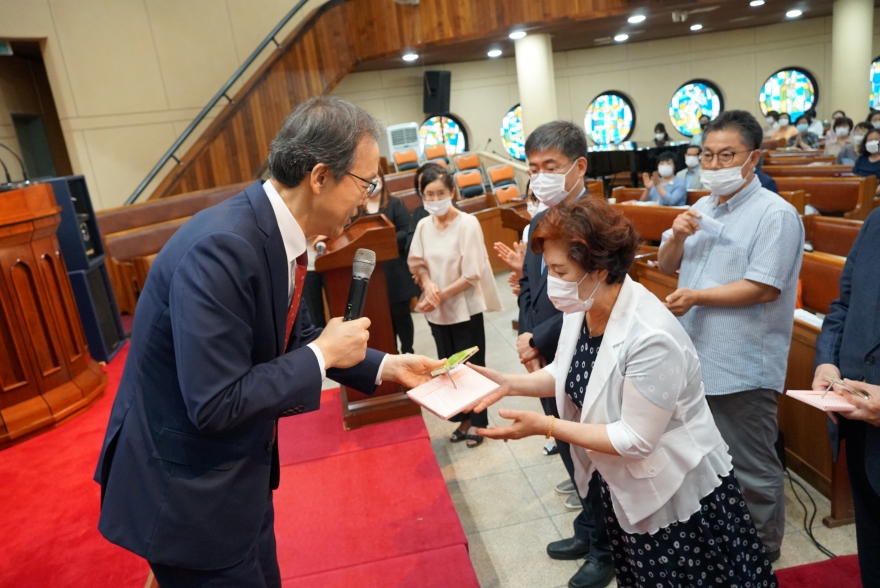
top-left (333, 13), bottom-right (880, 158)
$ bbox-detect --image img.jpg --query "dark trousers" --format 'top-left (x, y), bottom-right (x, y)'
top-left (428, 314), bottom-right (488, 428)
top-left (303, 271), bottom-right (326, 329)
top-left (149, 493), bottom-right (281, 588)
top-left (389, 300), bottom-right (415, 354)
top-left (842, 418), bottom-right (880, 588)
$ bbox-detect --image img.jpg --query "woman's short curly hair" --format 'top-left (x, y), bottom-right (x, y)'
top-left (531, 198), bottom-right (641, 284)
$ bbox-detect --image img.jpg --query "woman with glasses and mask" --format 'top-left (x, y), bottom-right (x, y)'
top-left (824, 116), bottom-right (854, 158)
top-left (408, 165), bottom-right (502, 447)
top-left (852, 128), bottom-right (880, 195)
top-left (771, 112), bottom-right (797, 142)
top-left (468, 197), bottom-right (777, 587)
top-left (787, 114), bottom-right (821, 150)
top-left (354, 168), bottom-right (420, 354)
top-left (638, 152), bottom-right (687, 206)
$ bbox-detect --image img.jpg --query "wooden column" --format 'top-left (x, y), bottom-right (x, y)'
top-left (0, 184), bottom-right (106, 448)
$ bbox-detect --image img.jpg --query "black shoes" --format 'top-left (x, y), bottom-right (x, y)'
top-left (546, 537), bottom-right (590, 560)
top-left (568, 556), bottom-right (615, 588)
top-left (767, 548), bottom-right (781, 563)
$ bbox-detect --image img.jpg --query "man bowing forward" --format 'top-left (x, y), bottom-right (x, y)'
top-left (94, 97), bottom-right (442, 587)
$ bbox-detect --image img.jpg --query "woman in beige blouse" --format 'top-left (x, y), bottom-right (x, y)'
top-left (408, 164), bottom-right (502, 447)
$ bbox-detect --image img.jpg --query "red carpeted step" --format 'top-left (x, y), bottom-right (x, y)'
top-left (276, 388), bottom-right (427, 467)
top-left (776, 554), bottom-right (861, 587)
top-left (0, 343), bottom-right (150, 588)
top-left (274, 438), bottom-right (468, 580)
top-left (281, 544), bottom-right (479, 588)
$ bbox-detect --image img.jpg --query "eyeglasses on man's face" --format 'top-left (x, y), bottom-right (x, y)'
top-left (347, 172), bottom-right (379, 197)
top-left (699, 150), bottom-right (752, 166)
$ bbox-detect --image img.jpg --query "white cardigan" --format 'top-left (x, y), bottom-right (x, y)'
top-left (547, 276), bottom-right (733, 534)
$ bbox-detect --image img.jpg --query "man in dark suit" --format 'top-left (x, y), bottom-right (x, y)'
top-left (813, 207), bottom-right (880, 586)
top-left (516, 121), bottom-right (613, 588)
top-left (94, 96), bottom-right (442, 587)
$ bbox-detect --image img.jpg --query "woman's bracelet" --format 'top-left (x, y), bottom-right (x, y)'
top-left (545, 415), bottom-right (555, 439)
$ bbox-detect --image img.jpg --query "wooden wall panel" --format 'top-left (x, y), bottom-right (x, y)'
top-left (147, 0), bottom-right (649, 201)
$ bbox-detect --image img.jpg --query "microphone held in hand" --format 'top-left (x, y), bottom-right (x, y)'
top-left (343, 248), bottom-right (376, 321)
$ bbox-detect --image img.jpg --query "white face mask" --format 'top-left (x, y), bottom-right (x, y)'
top-left (685, 155), bottom-right (700, 169)
top-left (700, 157), bottom-right (752, 196)
top-left (547, 273), bottom-right (602, 314)
top-left (424, 197), bottom-right (452, 216)
top-left (834, 127), bottom-right (850, 137)
top-left (873, 122), bottom-right (880, 130)
top-left (866, 140), bottom-right (880, 154)
top-left (526, 199), bottom-right (546, 219)
top-left (658, 164), bottom-right (674, 178)
top-left (854, 134), bottom-right (866, 145)
top-left (530, 163), bottom-right (579, 207)
top-left (654, 133), bottom-right (665, 141)
top-left (778, 118), bottom-right (790, 127)
top-left (765, 116), bottom-right (775, 125)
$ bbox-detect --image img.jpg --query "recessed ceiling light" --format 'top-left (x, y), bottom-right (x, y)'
top-left (690, 24), bottom-right (703, 31)
top-left (509, 30), bottom-right (527, 40)
top-left (614, 34), bottom-right (629, 42)
top-left (487, 49), bottom-right (502, 58)
top-left (750, 0), bottom-right (765, 6)
top-left (402, 52), bottom-right (418, 61)
top-left (628, 14), bottom-right (646, 24)
top-left (786, 9), bottom-right (803, 17)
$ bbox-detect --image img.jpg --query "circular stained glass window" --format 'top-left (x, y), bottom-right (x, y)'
top-left (758, 68), bottom-right (817, 120)
top-left (500, 104), bottom-right (525, 160)
top-left (668, 80), bottom-right (723, 137)
top-left (418, 115), bottom-right (468, 156)
top-left (869, 57), bottom-right (880, 110)
top-left (584, 92), bottom-right (635, 145)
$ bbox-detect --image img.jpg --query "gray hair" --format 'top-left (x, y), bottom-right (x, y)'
top-left (525, 120), bottom-right (588, 162)
top-left (703, 110), bottom-right (763, 151)
top-left (268, 96), bottom-right (383, 188)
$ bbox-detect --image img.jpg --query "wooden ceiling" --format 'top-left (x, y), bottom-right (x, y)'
top-left (352, 0), bottom-right (840, 71)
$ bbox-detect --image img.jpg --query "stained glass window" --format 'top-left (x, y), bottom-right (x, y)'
top-left (758, 69), bottom-right (817, 120)
top-left (668, 80), bottom-right (723, 137)
top-left (584, 92), bottom-right (635, 145)
top-left (870, 57), bottom-right (880, 110)
top-left (418, 115), bottom-right (468, 156)
top-left (500, 104), bottom-right (525, 160)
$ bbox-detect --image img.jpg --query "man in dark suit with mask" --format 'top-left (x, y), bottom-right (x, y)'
top-left (93, 96), bottom-right (442, 587)
top-left (517, 121), bottom-right (613, 588)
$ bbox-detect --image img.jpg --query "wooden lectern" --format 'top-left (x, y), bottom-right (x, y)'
top-left (0, 184), bottom-right (106, 448)
top-left (315, 215), bottom-right (421, 429)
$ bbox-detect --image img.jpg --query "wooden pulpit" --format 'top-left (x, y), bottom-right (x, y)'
top-left (315, 215), bottom-right (421, 429)
top-left (0, 184), bottom-right (106, 448)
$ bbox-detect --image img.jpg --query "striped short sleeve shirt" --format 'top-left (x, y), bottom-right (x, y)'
top-left (661, 177), bottom-right (804, 395)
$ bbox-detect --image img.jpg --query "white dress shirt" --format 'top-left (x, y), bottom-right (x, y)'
top-left (263, 181), bottom-right (386, 385)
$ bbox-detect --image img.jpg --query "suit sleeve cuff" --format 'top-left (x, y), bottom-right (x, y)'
top-left (375, 354), bottom-right (388, 385)
top-left (306, 342), bottom-right (326, 380)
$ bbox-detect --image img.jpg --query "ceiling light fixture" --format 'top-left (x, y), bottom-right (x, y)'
top-left (487, 49), bottom-right (502, 58)
top-left (509, 30), bottom-right (527, 40)
top-left (690, 24), bottom-right (703, 31)
top-left (750, 0), bottom-right (765, 6)
top-left (786, 9), bottom-right (803, 17)
top-left (628, 14), bottom-right (646, 24)
top-left (402, 52), bottom-right (419, 61)
top-left (614, 34), bottom-right (629, 42)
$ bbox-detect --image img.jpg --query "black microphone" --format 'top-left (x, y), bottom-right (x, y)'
top-left (343, 248), bottom-right (376, 321)
top-left (485, 138), bottom-right (492, 151)
top-left (0, 143), bottom-right (29, 182)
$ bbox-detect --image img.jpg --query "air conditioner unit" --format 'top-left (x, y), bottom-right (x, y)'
top-left (387, 122), bottom-right (421, 156)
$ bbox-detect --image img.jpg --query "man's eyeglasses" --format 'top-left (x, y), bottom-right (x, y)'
top-left (699, 150), bottom-right (752, 166)
top-left (347, 172), bottom-right (379, 197)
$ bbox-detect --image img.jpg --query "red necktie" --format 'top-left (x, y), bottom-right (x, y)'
top-left (284, 252), bottom-right (309, 351)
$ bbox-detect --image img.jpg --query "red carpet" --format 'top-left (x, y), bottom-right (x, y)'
top-left (0, 345), bottom-right (476, 587)
top-left (776, 554), bottom-right (861, 588)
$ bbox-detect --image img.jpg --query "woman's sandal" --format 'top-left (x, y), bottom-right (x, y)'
top-left (465, 434), bottom-right (484, 448)
top-left (449, 429), bottom-right (468, 443)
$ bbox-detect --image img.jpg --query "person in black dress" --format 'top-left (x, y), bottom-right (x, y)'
top-left (355, 168), bottom-right (420, 354)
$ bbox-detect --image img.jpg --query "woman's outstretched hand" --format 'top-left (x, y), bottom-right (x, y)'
top-left (476, 408), bottom-right (548, 441)
top-left (465, 363), bottom-right (509, 413)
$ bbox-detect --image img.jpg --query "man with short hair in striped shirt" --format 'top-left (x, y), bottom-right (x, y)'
top-left (658, 109), bottom-right (804, 563)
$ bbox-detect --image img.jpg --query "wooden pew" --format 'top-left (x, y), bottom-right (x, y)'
top-left (586, 179), bottom-right (604, 198)
top-left (500, 201), bottom-right (530, 235)
top-left (803, 216), bottom-right (862, 257)
top-left (686, 189), bottom-right (808, 214)
top-left (452, 194), bottom-right (519, 274)
top-left (390, 189), bottom-right (420, 213)
top-left (781, 251), bottom-right (854, 527)
top-left (763, 164), bottom-right (852, 178)
top-left (612, 203), bottom-right (680, 244)
top-left (763, 155), bottom-right (837, 166)
top-left (384, 170), bottom-right (417, 195)
top-left (610, 186), bottom-right (644, 203)
top-left (773, 176), bottom-right (878, 219)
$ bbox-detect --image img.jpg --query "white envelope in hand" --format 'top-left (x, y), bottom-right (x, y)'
top-left (694, 213), bottom-right (724, 237)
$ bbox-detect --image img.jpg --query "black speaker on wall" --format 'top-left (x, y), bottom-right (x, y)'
top-left (423, 71), bottom-right (451, 115)
top-left (45, 175), bottom-right (125, 362)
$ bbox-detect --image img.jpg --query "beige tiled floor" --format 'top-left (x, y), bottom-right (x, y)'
top-left (411, 271), bottom-right (858, 588)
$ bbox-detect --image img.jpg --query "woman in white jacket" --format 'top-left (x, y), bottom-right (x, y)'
top-left (471, 198), bottom-right (777, 587)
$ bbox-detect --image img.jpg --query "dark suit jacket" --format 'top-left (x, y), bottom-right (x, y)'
top-left (93, 182), bottom-right (384, 569)
top-left (517, 209), bottom-right (563, 363)
top-left (815, 208), bottom-right (880, 493)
